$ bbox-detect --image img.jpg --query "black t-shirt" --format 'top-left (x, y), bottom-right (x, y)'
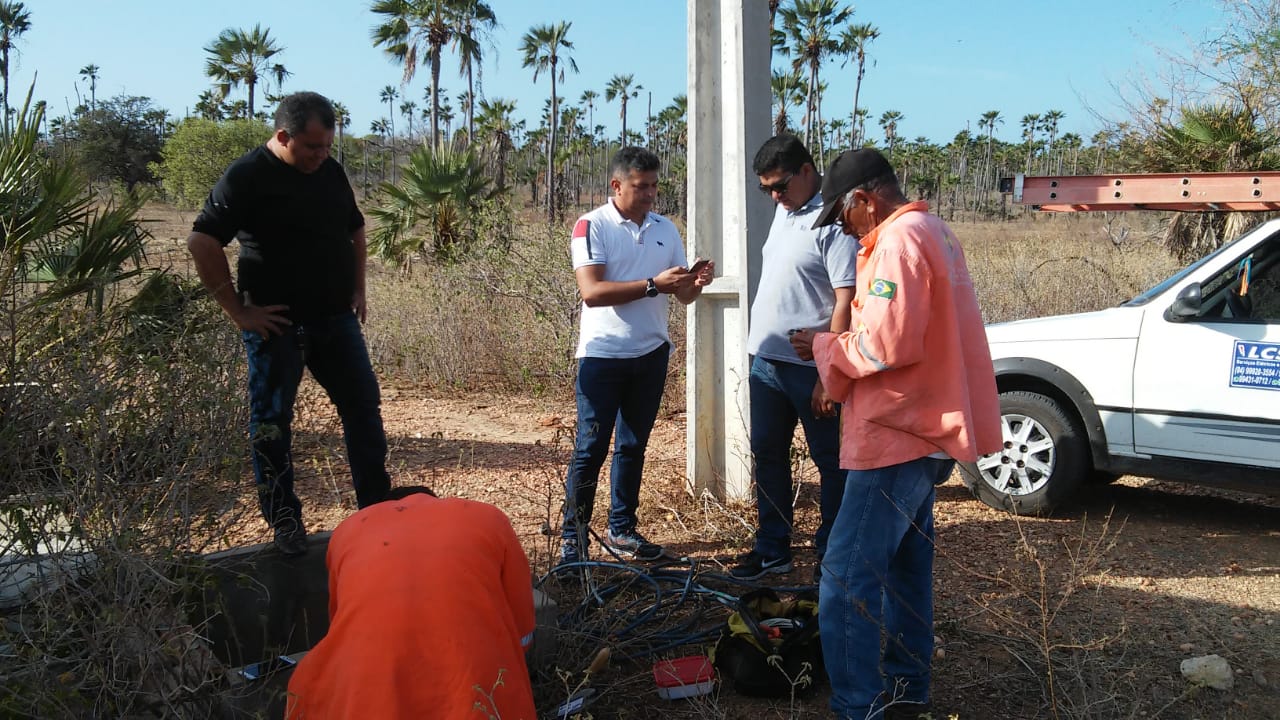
top-left (192, 145), bottom-right (364, 322)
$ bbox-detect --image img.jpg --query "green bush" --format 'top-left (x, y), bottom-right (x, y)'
top-left (155, 117), bottom-right (271, 209)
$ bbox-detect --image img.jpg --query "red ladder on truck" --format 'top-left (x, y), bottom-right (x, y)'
top-left (1002, 172), bottom-right (1280, 212)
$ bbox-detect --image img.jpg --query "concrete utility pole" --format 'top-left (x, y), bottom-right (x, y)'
top-left (686, 0), bottom-right (773, 501)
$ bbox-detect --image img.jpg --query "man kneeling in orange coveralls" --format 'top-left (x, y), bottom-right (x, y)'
top-left (286, 486), bottom-right (537, 719)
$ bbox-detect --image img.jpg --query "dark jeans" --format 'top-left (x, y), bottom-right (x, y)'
top-left (749, 356), bottom-right (845, 560)
top-left (562, 343), bottom-right (670, 548)
top-left (243, 312), bottom-right (390, 528)
top-left (820, 456), bottom-right (955, 719)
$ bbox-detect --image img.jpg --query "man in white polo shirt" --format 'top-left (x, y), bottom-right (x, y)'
top-left (561, 147), bottom-right (714, 563)
top-left (731, 134), bottom-right (856, 583)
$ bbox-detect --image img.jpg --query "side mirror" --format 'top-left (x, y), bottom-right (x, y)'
top-left (1165, 282), bottom-right (1202, 322)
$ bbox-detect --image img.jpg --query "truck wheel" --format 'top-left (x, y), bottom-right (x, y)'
top-left (959, 390), bottom-right (1088, 516)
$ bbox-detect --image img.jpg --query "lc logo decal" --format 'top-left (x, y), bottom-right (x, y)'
top-left (1237, 342), bottom-right (1280, 361)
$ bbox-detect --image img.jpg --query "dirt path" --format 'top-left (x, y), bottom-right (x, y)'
top-left (243, 387), bottom-right (1278, 719)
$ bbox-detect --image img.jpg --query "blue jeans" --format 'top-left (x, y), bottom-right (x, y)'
top-left (562, 343), bottom-right (669, 547)
top-left (749, 356), bottom-right (844, 560)
top-left (243, 312), bottom-right (390, 528)
top-left (820, 456), bottom-right (955, 719)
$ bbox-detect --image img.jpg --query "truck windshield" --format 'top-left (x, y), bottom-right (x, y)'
top-left (1122, 230), bottom-right (1261, 307)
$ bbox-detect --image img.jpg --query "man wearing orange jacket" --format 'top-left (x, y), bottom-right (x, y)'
top-left (791, 149), bottom-right (1001, 720)
top-left (285, 487), bottom-right (537, 719)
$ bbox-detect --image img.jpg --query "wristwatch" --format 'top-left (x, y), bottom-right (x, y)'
top-left (645, 278), bottom-right (659, 297)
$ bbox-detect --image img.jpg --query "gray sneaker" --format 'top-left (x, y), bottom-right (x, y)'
top-left (603, 529), bottom-right (663, 561)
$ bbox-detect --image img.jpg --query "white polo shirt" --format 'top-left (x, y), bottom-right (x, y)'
top-left (571, 199), bottom-right (689, 359)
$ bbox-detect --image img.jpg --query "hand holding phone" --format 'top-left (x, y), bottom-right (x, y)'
top-left (688, 258), bottom-right (710, 274)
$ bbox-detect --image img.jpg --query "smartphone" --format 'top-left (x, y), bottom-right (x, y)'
top-left (239, 654), bottom-right (298, 681)
top-left (688, 258), bottom-right (710, 274)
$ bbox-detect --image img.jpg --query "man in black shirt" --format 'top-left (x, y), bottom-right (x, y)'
top-left (187, 91), bottom-right (391, 556)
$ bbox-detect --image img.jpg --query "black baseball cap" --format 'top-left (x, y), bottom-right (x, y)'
top-left (811, 148), bottom-right (895, 229)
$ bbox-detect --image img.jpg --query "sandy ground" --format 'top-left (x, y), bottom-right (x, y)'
top-left (215, 385), bottom-right (1279, 720)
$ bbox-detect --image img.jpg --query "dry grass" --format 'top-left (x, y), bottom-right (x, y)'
top-left (8, 201), bottom-right (1271, 718)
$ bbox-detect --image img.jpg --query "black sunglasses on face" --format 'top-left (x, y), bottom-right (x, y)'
top-left (758, 172), bottom-right (796, 195)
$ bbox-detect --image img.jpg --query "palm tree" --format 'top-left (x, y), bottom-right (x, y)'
top-left (333, 101), bottom-right (351, 164)
top-left (448, 0), bottom-right (497, 145)
top-left (367, 143), bottom-right (497, 267)
top-left (203, 24), bottom-right (288, 120)
top-left (1, 94), bottom-right (150, 313)
top-left (838, 22), bottom-right (878, 145)
top-left (1091, 128), bottom-right (1113, 172)
top-left (381, 85), bottom-right (399, 182)
top-left (853, 107), bottom-right (869, 146)
top-left (400, 99), bottom-right (418, 140)
top-left (979, 110), bottom-right (1002, 200)
top-left (1042, 109), bottom-right (1065, 172)
top-left (371, 0), bottom-right (445, 148)
top-left (1139, 103), bottom-right (1280, 258)
top-left (0, 0), bottom-right (32, 131)
top-left (475, 97), bottom-right (516, 190)
top-left (604, 73), bottom-right (641, 145)
top-left (380, 85), bottom-right (399, 139)
top-left (194, 90), bottom-right (225, 120)
top-left (775, 0), bottom-right (852, 147)
top-left (1020, 113), bottom-right (1040, 171)
top-left (579, 89), bottom-right (597, 140)
top-left (878, 110), bottom-right (903, 157)
top-left (520, 21), bottom-right (577, 223)
top-left (78, 63), bottom-right (100, 111)
top-left (770, 69), bottom-right (805, 135)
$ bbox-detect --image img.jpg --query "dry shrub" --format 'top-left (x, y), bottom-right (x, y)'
top-left (363, 212), bottom-right (1186, 405)
top-left (0, 296), bottom-right (255, 717)
top-left (364, 219), bottom-right (581, 396)
top-left (961, 214), bottom-right (1182, 323)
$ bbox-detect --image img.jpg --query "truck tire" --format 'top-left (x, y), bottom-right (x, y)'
top-left (959, 390), bottom-right (1088, 516)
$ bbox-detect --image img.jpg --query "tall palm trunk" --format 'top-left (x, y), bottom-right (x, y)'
top-left (805, 57), bottom-right (820, 147)
top-left (465, 66), bottom-right (475, 145)
top-left (430, 52), bottom-right (442, 147)
top-left (851, 57), bottom-right (866, 145)
top-left (547, 70), bottom-right (558, 223)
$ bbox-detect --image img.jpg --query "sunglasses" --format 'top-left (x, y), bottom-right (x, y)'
top-left (757, 172), bottom-right (796, 195)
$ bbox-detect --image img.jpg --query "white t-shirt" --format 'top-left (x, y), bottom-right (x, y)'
top-left (571, 200), bottom-right (689, 358)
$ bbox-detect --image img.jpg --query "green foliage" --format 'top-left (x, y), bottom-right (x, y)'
top-left (1133, 103), bottom-right (1280, 174)
top-left (0, 91), bottom-right (151, 316)
top-left (203, 23), bottom-right (288, 119)
top-left (367, 142), bottom-right (497, 267)
top-left (65, 94), bottom-right (166, 190)
top-left (1123, 103), bottom-right (1280, 259)
top-left (155, 117), bottom-right (271, 208)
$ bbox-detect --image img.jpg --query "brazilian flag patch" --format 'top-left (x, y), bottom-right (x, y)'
top-left (868, 278), bottom-right (897, 299)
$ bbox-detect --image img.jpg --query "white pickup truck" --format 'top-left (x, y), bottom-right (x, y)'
top-left (960, 217), bottom-right (1280, 514)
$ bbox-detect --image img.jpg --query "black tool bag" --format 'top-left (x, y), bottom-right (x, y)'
top-left (709, 588), bottom-right (823, 698)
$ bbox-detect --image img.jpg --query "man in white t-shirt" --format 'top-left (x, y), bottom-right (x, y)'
top-left (561, 147), bottom-right (715, 563)
top-left (731, 134), bottom-right (857, 583)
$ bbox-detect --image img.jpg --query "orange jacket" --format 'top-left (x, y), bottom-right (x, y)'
top-left (813, 201), bottom-right (1001, 470)
top-left (286, 495), bottom-right (536, 719)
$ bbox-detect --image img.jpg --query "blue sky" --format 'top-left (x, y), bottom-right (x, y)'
top-left (10, 0), bottom-right (1223, 144)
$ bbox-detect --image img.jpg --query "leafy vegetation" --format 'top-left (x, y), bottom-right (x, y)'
top-left (366, 142), bottom-right (497, 267)
top-left (155, 117), bottom-right (271, 208)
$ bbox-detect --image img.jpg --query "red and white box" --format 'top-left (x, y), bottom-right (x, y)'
top-left (653, 655), bottom-right (716, 700)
